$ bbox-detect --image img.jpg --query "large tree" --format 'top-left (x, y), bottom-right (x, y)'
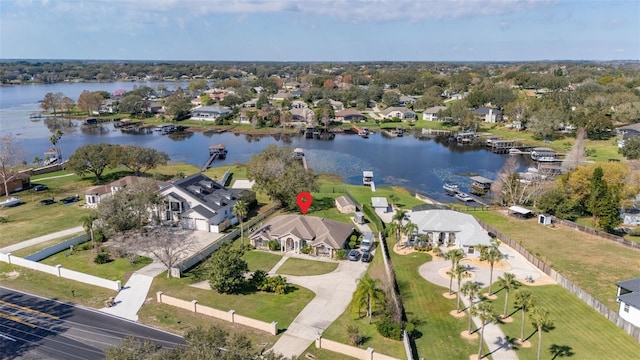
top-left (246, 144), bottom-right (318, 208)
top-left (41, 92), bottom-right (64, 115)
top-left (67, 143), bottom-right (117, 181)
top-left (96, 178), bottom-right (162, 233)
top-left (351, 274), bottom-right (386, 324)
top-left (561, 127), bottom-right (587, 173)
top-left (77, 90), bottom-right (104, 115)
top-left (620, 137), bottom-right (640, 160)
top-left (588, 166), bottom-right (621, 231)
top-left (118, 93), bottom-right (150, 116)
top-left (0, 134), bottom-right (24, 198)
top-left (208, 245), bottom-right (248, 294)
top-left (115, 145), bottom-right (169, 176)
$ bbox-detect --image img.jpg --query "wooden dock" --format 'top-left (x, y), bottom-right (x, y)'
top-left (352, 126), bottom-right (369, 138)
top-left (293, 148), bottom-right (308, 170)
top-left (201, 144), bottom-right (227, 171)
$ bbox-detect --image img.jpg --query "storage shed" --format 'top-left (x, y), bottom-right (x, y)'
top-left (538, 214), bottom-right (553, 225)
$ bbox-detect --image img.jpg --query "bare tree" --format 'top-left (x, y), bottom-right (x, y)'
top-left (491, 157), bottom-right (551, 206)
top-left (0, 134), bottom-right (25, 198)
top-left (110, 227), bottom-right (195, 278)
top-left (561, 127), bottom-right (587, 173)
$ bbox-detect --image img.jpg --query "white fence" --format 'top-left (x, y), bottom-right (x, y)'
top-left (0, 252), bottom-right (121, 291)
top-left (314, 337), bottom-right (400, 360)
top-left (25, 234), bottom-right (89, 261)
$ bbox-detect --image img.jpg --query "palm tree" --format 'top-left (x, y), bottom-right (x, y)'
top-left (451, 264), bottom-right (471, 312)
top-left (391, 209), bottom-right (407, 241)
top-left (444, 248), bottom-right (465, 294)
top-left (471, 302), bottom-right (496, 359)
top-left (402, 221), bottom-right (418, 246)
top-left (81, 214), bottom-right (98, 254)
top-left (514, 288), bottom-right (536, 341)
top-left (232, 200), bottom-right (248, 248)
top-left (49, 129), bottom-right (64, 161)
top-left (351, 275), bottom-right (386, 324)
top-left (32, 156), bottom-right (43, 167)
top-left (480, 246), bottom-right (503, 295)
top-left (529, 306), bottom-right (553, 360)
top-left (496, 272), bottom-right (520, 317)
top-left (461, 281), bottom-right (481, 334)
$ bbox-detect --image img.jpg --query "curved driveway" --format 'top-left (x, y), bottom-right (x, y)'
top-left (269, 256), bottom-right (369, 358)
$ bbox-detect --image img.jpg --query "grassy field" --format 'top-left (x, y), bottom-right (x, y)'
top-left (11, 233), bottom-right (84, 258)
top-left (276, 258), bottom-right (338, 276)
top-left (242, 250), bottom-right (282, 272)
top-left (39, 247), bottom-right (153, 282)
top-left (0, 262), bottom-right (117, 308)
top-left (150, 273), bottom-right (314, 332)
top-left (487, 284), bottom-right (640, 359)
top-left (470, 209), bottom-right (640, 311)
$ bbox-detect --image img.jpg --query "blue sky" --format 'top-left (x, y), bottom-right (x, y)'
top-left (1, 0), bottom-right (638, 61)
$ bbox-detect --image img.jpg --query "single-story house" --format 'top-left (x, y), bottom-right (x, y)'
top-left (404, 209), bottom-right (492, 255)
top-left (399, 95), bottom-right (417, 106)
top-left (272, 91), bottom-right (293, 101)
top-left (291, 108), bottom-right (315, 123)
top-left (422, 106), bottom-right (448, 121)
top-left (190, 106), bottom-right (231, 121)
top-left (335, 195), bottom-right (357, 214)
top-left (381, 107), bottom-right (416, 121)
top-left (473, 107), bottom-right (503, 123)
top-left (371, 197), bottom-right (390, 213)
top-left (155, 173), bottom-right (254, 233)
top-left (84, 176), bottom-right (155, 208)
top-left (335, 109), bottom-right (366, 123)
top-left (237, 109), bottom-right (267, 124)
top-left (616, 277), bottom-right (640, 328)
top-left (616, 123), bottom-right (640, 139)
top-left (248, 214), bottom-right (354, 257)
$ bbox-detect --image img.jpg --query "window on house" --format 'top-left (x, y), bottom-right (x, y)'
top-left (624, 303), bottom-right (630, 313)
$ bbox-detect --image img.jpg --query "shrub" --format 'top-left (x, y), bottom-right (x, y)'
top-left (251, 269), bottom-right (268, 288)
top-left (347, 325), bottom-right (362, 346)
top-left (79, 242), bottom-right (92, 251)
top-left (94, 252), bottom-right (111, 264)
top-left (300, 245), bottom-right (311, 254)
top-left (335, 249), bottom-right (347, 260)
top-left (376, 316), bottom-right (403, 340)
top-left (0, 216), bottom-right (11, 223)
top-left (267, 240), bottom-right (281, 251)
top-left (256, 274), bottom-right (290, 294)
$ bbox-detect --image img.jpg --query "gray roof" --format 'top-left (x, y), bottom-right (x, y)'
top-left (423, 106), bottom-right (447, 114)
top-left (470, 176), bottom-right (493, 184)
top-left (192, 105), bottom-right (231, 114)
top-left (335, 195), bottom-right (356, 208)
top-left (173, 173), bottom-right (236, 212)
top-left (405, 209), bottom-right (492, 247)
top-left (474, 106), bottom-right (503, 115)
top-left (186, 205), bottom-right (216, 219)
top-left (382, 106), bottom-right (415, 116)
top-left (249, 214), bottom-right (354, 250)
top-left (617, 277), bottom-right (640, 292)
top-left (371, 197), bottom-right (388, 208)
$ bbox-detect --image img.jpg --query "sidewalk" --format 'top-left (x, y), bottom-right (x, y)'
top-left (0, 226), bottom-right (84, 254)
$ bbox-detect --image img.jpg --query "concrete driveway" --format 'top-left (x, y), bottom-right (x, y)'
top-left (270, 256), bottom-right (369, 358)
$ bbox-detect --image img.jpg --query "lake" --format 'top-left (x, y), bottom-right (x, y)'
top-left (0, 82), bottom-right (533, 202)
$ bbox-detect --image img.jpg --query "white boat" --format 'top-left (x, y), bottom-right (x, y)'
top-left (509, 148), bottom-right (521, 155)
top-left (455, 192), bottom-right (473, 202)
top-left (0, 197), bottom-right (21, 207)
top-left (443, 183), bottom-right (459, 194)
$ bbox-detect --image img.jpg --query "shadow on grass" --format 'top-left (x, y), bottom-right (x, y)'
top-left (550, 344), bottom-right (575, 359)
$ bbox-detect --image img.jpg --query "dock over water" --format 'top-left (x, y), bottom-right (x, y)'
top-left (201, 144), bottom-right (227, 171)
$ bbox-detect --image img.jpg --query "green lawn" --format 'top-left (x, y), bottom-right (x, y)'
top-left (487, 284), bottom-right (640, 359)
top-left (242, 250), bottom-right (282, 272)
top-left (471, 210), bottom-right (640, 312)
top-left (150, 273), bottom-right (314, 332)
top-left (11, 234), bottom-right (83, 258)
top-left (39, 246), bottom-right (153, 282)
top-left (0, 262), bottom-right (117, 308)
top-left (276, 258), bottom-right (338, 276)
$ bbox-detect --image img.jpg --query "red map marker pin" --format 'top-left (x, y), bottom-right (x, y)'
top-left (296, 192), bottom-right (313, 215)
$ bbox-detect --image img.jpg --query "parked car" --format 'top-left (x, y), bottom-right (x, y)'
top-left (33, 184), bottom-right (48, 192)
top-left (361, 251), bottom-right (372, 263)
top-left (360, 232), bottom-right (374, 252)
top-left (347, 249), bottom-right (360, 261)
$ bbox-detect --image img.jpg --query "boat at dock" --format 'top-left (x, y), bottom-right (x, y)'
top-left (352, 126), bottom-right (370, 138)
top-left (530, 147), bottom-right (558, 162)
top-left (509, 148), bottom-right (522, 155)
top-left (455, 192), bottom-right (473, 202)
top-left (201, 144), bottom-right (228, 171)
top-left (443, 182), bottom-right (459, 194)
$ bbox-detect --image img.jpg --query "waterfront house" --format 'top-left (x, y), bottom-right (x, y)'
top-left (381, 107), bottom-right (416, 121)
top-left (248, 214), bottom-right (354, 257)
top-left (616, 277), bottom-right (640, 328)
top-left (335, 195), bottom-right (357, 214)
top-left (404, 209), bottom-right (492, 255)
top-left (371, 197), bottom-right (390, 213)
top-left (422, 106), bottom-right (448, 121)
top-left (335, 109), bottom-right (366, 123)
top-left (190, 106), bottom-right (232, 121)
top-left (238, 109), bottom-right (267, 125)
top-left (156, 173), bottom-right (254, 233)
top-left (291, 107), bottom-right (315, 123)
top-left (473, 107), bottom-right (503, 123)
top-left (84, 176), bottom-right (156, 208)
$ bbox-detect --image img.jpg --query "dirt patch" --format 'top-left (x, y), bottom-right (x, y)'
top-left (450, 309), bottom-right (466, 318)
top-left (0, 270), bottom-right (20, 280)
top-left (461, 330), bottom-right (478, 341)
top-left (483, 292), bottom-right (498, 300)
top-left (499, 315), bottom-right (514, 323)
top-left (442, 292), bottom-right (457, 299)
top-left (393, 243), bottom-right (416, 255)
top-left (515, 339), bottom-right (532, 348)
top-left (519, 274), bottom-right (557, 286)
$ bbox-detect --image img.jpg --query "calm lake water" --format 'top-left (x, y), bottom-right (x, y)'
top-left (0, 82), bottom-right (533, 202)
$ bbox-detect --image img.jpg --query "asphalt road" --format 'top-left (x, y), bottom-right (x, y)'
top-left (0, 286), bottom-right (184, 360)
